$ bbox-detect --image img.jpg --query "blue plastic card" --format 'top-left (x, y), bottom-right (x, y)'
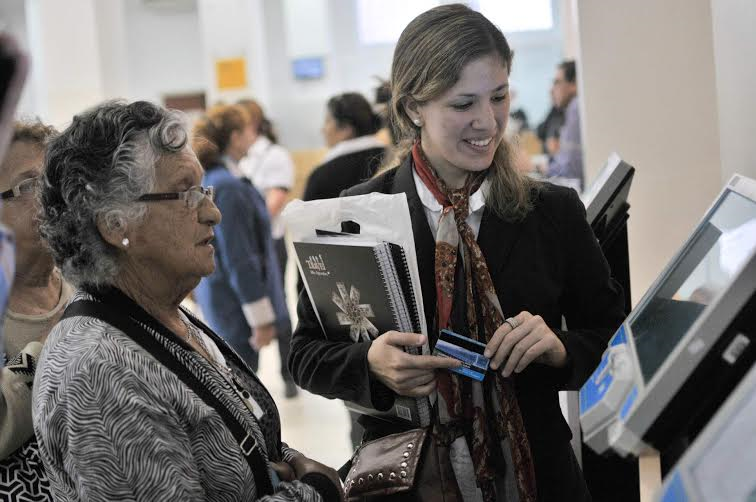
top-left (432, 329), bottom-right (490, 381)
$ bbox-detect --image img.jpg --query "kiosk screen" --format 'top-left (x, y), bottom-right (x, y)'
top-left (689, 376), bottom-right (756, 500)
top-left (629, 191), bottom-right (756, 383)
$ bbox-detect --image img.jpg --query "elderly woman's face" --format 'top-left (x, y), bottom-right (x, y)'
top-left (0, 140), bottom-right (44, 256)
top-left (127, 148), bottom-right (220, 288)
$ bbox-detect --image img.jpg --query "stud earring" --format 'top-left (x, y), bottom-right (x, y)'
top-left (413, 119), bottom-right (422, 127)
top-left (122, 238), bottom-right (130, 247)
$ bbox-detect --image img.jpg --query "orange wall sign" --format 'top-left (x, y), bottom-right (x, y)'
top-left (215, 58), bottom-right (247, 90)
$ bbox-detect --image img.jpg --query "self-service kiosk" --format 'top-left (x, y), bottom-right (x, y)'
top-left (571, 153), bottom-right (638, 501)
top-left (655, 363), bottom-right (756, 502)
top-left (580, 174), bottom-right (756, 468)
top-left (582, 152), bottom-right (635, 314)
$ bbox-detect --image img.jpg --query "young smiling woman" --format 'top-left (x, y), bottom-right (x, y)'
top-left (289, 4), bottom-right (626, 501)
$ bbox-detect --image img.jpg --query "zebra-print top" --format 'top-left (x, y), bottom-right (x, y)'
top-left (32, 291), bottom-right (322, 502)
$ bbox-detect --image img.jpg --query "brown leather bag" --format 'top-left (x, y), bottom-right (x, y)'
top-left (344, 428), bottom-right (462, 501)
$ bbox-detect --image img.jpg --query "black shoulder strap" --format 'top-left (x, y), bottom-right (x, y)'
top-left (61, 299), bottom-right (275, 496)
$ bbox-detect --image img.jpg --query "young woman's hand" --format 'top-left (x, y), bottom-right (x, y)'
top-left (484, 312), bottom-right (567, 377)
top-left (367, 332), bottom-right (461, 397)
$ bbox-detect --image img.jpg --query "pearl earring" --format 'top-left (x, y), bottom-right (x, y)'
top-left (413, 119), bottom-right (422, 127)
top-left (122, 238), bottom-right (130, 247)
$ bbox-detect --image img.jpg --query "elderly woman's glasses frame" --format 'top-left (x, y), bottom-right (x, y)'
top-left (0, 177), bottom-right (37, 200)
top-left (137, 185), bottom-right (215, 210)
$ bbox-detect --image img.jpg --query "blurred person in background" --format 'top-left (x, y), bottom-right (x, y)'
top-left (237, 98), bottom-right (298, 398)
top-left (0, 120), bottom-right (71, 500)
top-left (535, 89), bottom-right (565, 159)
top-left (34, 100), bottom-right (339, 501)
top-left (535, 60), bottom-right (584, 190)
top-left (373, 78), bottom-right (395, 146)
top-left (0, 32), bottom-right (30, 367)
top-left (193, 104), bottom-right (294, 393)
top-left (302, 92), bottom-right (385, 202)
top-left (299, 92), bottom-right (386, 447)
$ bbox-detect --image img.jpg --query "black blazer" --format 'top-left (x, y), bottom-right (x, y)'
top-left (302, 146), bottom-right (385, 201)
top-left (289, 157), bottom-right (626, 501)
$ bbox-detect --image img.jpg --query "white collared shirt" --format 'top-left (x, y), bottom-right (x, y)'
top-left (412, 168), bottom-right (490, 240)
top-left (321, 135), bottom-right (385, 164)
top-left (238, 137), bottom-right (296, 240)
top-left (411, 167), bottom-right (491, 502)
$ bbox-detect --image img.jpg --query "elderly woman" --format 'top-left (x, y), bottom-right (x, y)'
top-left (0, 120), bottom-right (71, 499)
top-left (33, 100), bottom-right (341, 501)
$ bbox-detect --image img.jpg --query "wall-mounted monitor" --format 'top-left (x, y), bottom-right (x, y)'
top-left (580, 174), bottom-right (756, 460)
top-left (292, 57), bottom-right (324, 80)
top-left (581, 152), bottom-right (634, 231)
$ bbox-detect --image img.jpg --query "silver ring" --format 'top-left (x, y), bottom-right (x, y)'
top-left (504, 317), bottom-right (519, 331)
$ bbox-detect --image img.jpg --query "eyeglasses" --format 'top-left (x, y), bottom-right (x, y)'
top-left (0, 177), bottom-right (37, 200)
top-left (137, 185), bottom-right (215, 210)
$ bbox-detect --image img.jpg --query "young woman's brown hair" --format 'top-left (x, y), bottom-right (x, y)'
top-left (383, 3), bottom-right (537, 221)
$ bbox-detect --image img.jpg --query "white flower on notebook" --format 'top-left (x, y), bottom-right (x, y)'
top-left (332, 282), bottom-right (378, 342)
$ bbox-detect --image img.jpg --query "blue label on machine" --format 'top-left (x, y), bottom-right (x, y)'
top-left (619, 386), bottom-right (638, 420)
top-left (579, 325), bottom-right (627, 415)
top-left (659, 471), bottom-right (689, 502)
top-left (580, 353), bottom-right (612, 414)
top-left (610, 324), bottom-right (628, 347)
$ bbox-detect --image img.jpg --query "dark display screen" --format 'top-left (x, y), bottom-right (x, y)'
top-left (630, 191), bottom-right (756, 383)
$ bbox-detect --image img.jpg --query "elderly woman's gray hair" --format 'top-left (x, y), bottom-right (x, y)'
top-left (39, 100), bottom-right (188, 287)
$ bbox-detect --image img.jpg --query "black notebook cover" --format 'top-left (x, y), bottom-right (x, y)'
top-left (294, 238), bottom-right (429, 426)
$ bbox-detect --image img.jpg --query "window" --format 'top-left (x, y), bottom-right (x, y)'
top-left (479, 0), bottom-right (554, 32)
top-left (356, 0), bottom-right (440, 45)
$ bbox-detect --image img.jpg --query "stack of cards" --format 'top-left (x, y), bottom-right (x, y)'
top-left (432, 329), bottom-right (490, 381)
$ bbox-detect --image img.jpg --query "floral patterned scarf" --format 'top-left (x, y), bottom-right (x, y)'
top-left (412, 142), bottom-right (536, 502)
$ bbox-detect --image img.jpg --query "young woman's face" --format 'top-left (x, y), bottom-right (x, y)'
top-left (412, 54), bottom-right (510, 187)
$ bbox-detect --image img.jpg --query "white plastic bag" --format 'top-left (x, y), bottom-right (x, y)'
top-left (282, 192), bottom-right (429, 344)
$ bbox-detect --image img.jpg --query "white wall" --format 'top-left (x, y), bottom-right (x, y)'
top-left (6, 0), bottom-right (565, 148)
top-left (5, 0), bottom-right (205, 124)
top-left (263, 0), bottom-right (395, 149)
top-left (264, 0), bottom-right (566, 149)
top-left (123, 0), bottom-right (205, 104)
top-left (710, 0), bottom-right (756, 183)
top-left (28, 0), bottom-right (105, 127)
top-left (576, 0), bottom-right (723, 305)
top-left (93, 0), bottom-right (130, 100)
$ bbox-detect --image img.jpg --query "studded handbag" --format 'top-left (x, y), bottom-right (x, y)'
top-left (343, 427), bottom-right (462, 501)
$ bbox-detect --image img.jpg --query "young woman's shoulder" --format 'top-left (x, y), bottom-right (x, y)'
top-left (533, 182), bottom-right (584, 215)
top-left (527, 181), bottom-right (587, 233)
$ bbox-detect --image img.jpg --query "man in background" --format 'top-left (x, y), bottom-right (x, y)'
top-left (538, 60), bottom-right (584, 190)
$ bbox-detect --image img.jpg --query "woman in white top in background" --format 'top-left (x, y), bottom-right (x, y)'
top-left (236, 99), bottom-right (299, 398)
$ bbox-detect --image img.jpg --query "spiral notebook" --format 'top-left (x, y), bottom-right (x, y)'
top-left (293, 233), bottom-right (430, 427)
